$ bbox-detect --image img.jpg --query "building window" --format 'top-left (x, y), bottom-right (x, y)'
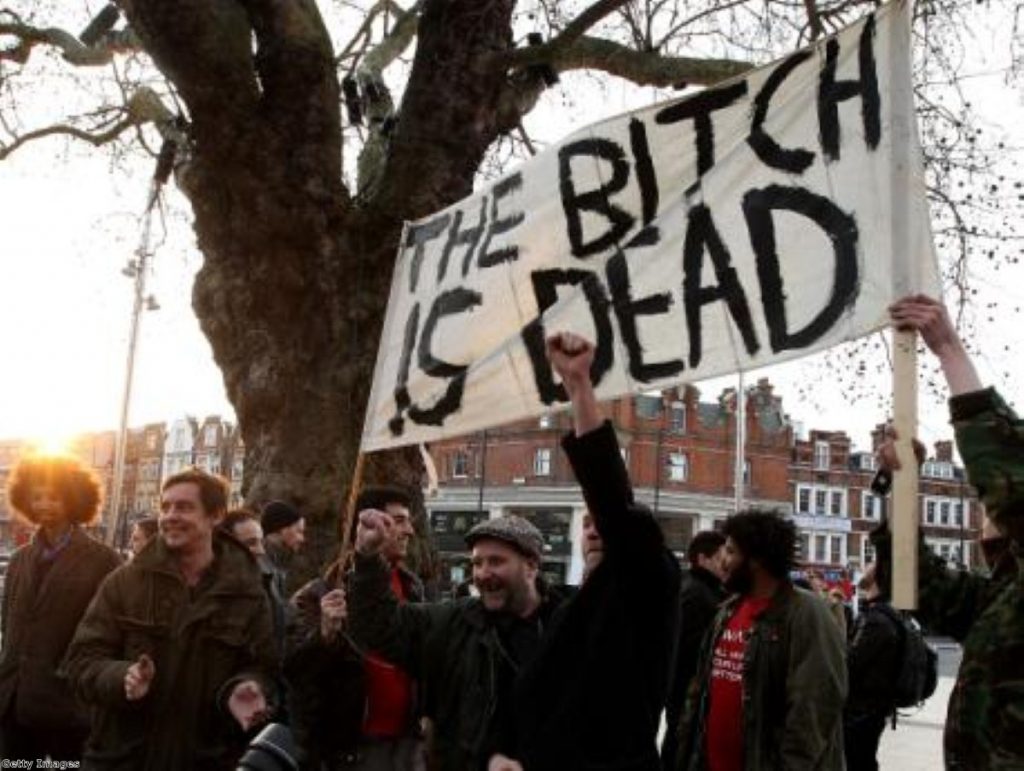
top-left (814, 490), bottom-right (827, 515)
top-left (670, 403), bottom-right (686, 433)
top-left (814, 534), bottom-right (828, 563)
top-left (798, 533), bottom-right (810, 562)
top-left (830, 536), bottom-right (843, 565)
top-left (797, 488), bottom-right (810, 514)
top-left (452, 451), bottom-right (469, 478)
top-left (955, 502), bottom-right (964, 527)
top-left (635, 394), bottom-right (662, 419)
top-left (204, 424), bottom-right (217, 446)
top-left (667, 453), bottom-right (689, 482)
top-left (925, 500), bottom-right (936, 525)
top-left (534, 448), bottom-right (552, 476)
top-left (814, 441), bottom-right (830, 470)
top-left (830, 491), bottom-right (843, 517)
top-left (940, 501), bottom-right (951, 526)
top-left (743, 459), bottom-right (751, 486)
top-left (862, 492), bottom-right (881, 520)
top-left (859, 454), bottom-right (876, 472)
top-left (146, 433), bottom-right (157, 451)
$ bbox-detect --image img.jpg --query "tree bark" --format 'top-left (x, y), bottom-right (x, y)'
top-left (116, 0), bottom-right (518, 579)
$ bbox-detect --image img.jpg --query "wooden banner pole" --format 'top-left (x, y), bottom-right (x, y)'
top-left (338, 452), bottom-right (367, 577)
top-left (891, 329), bottom-right (919, 610)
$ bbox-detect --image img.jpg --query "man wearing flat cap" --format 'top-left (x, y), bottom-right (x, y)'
top-left (349, 503), bottom-right (566, 771)
top-left (349, 332), bottom-right (680, 771)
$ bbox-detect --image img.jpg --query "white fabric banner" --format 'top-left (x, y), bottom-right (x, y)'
top-left (362, 0), bottom-right (939, 452)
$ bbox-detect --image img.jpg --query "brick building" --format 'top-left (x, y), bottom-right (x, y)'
top-left (789, 425), bottom-right (981, 576)
top-left (427, 379), bottom-right (794, 591)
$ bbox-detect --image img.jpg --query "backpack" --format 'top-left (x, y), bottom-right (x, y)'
top-left (877, 603), bottom-right (939, 709)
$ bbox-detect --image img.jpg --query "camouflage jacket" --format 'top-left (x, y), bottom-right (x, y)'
top-left (919, 387), bottom-right (1024, 769)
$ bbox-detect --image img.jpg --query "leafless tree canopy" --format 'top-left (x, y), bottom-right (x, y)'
top-left (2, 0), bottom-right (1020, 569)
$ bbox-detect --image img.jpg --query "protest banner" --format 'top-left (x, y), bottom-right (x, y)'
top-left (361, 0), bottom-right (939, 453)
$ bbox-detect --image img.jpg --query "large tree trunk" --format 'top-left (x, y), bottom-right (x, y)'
top-left (120, 0), bottom-right (517, 580)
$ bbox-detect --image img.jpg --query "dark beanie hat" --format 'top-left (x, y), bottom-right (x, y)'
top-left (261, 500), bottom-right (301, 536)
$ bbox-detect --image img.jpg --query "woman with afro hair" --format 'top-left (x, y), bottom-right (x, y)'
top-left (0, 453), bottom-right (120, 760)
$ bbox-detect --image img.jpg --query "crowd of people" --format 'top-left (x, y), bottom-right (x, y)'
top-left (0, 293), bottom-right (1020, 771)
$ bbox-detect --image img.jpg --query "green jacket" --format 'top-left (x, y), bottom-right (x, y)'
top-left (347, 552), bottom-right (567, 771)
top-left (63, 533), bottom-right (277, 771)
top-left (918, 387), bottom-right (1024, 769)
top-left (678, 585), bottom-right (847, 771)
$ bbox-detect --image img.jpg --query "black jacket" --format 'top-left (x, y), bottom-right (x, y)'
top-left (845, 598), bottom-right (902, 715)
top-left (284, 564), bottom-right (424, 769)
top-left (661, 566), bottom-right (725, 769)
top-left (510, 421), bottom-right (683, 770)
top-left (348, 555), bottom-right (567, 771)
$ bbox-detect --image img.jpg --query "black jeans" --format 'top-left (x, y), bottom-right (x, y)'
top-left (843, 709), bottom-right (888, 771)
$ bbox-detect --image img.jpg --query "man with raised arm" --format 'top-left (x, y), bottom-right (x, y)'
top-left (496, 332), bottom-right (682, 770)
top-left (869, 294), bottom-right (1024, 769)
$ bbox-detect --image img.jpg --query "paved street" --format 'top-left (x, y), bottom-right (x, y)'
top-left (878, 638), bottom-right (961, 769)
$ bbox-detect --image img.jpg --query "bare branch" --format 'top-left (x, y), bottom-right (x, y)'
top-left (0, 118), bottom-right (133, 160)
top-left (552, 34), bottom-right (751, 88)
top-left (557, 0), bottom-right (632, 48)
top-left (0, 85), bottom-right (178, 161)
top-left (0, 20), bottom-right (112, 65)
top-left (501, 0), bottom-right (631, 70)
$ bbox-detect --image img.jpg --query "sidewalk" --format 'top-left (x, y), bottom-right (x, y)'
top-left (877, 675), bottom-right (953, 769)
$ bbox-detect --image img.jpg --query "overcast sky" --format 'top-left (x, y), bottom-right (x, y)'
top-left (1, 4), bottom-right (1021, 458)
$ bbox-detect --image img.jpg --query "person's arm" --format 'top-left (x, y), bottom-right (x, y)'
top-left (890, 294), bottom-right (982, 395)
top-left (346, 510), bottom-right (449, 676)
top-left (779, 596), bottom-right (847, 770)
top-left (63, 569), bottom-right (137, 708)
top-left (545, 332), bottom-right (602, 437)
top-left (545, 333), bottom-right (641, 551)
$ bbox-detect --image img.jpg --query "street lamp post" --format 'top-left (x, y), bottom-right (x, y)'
top-left (106, 140), bottom-right (175, 546)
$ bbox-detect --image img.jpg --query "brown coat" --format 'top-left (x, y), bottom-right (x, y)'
top-left (0, 527), bottom-right (120, 731)
top-left (63, 532), bottom-right (277, 771)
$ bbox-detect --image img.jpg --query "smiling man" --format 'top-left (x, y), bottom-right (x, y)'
top-left (350, 506), bottom-right (561, 771)
top-left (65, 469), bottom-right (278, 770)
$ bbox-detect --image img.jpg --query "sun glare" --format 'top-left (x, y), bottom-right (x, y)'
top-left (26, 430), bottom-right (76, 457)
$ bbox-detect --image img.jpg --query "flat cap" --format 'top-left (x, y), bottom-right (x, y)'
top-left (466, 515), bottom-right (544, 560)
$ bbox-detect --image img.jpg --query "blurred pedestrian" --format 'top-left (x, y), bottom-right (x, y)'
top-left (222, 508), bottom-right (288, 655)
top-left (843, 564), bottom-right (902, 771)
top-left (128, 515), bottom-right (158, 559)
top-left (0, 454), bottom-right (120, 760)
top-left (662, 530), bottom-right (727, 770)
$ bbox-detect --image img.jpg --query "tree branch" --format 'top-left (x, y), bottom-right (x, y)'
top-left (500, 0), bottom-right (630, 70)
top-left (0, 19), bottom-right (134, 66)
top-left (0, 85), bottom-right (178, 161)
top-left (551, 35), bottom-right (751, 87)
top-left (118, 0), bottom-right (261, 146)
top-left (354, 2), bottom-right (420, 198)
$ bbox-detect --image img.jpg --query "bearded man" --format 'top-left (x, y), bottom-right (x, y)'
top-left (676, 511), bottom-right (847, 771)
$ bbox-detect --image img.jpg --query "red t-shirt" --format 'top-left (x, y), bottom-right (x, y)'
top-left (705, 596), bottom-right (771, 771)
top-left (361, 569), bottom-right (415, 738)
